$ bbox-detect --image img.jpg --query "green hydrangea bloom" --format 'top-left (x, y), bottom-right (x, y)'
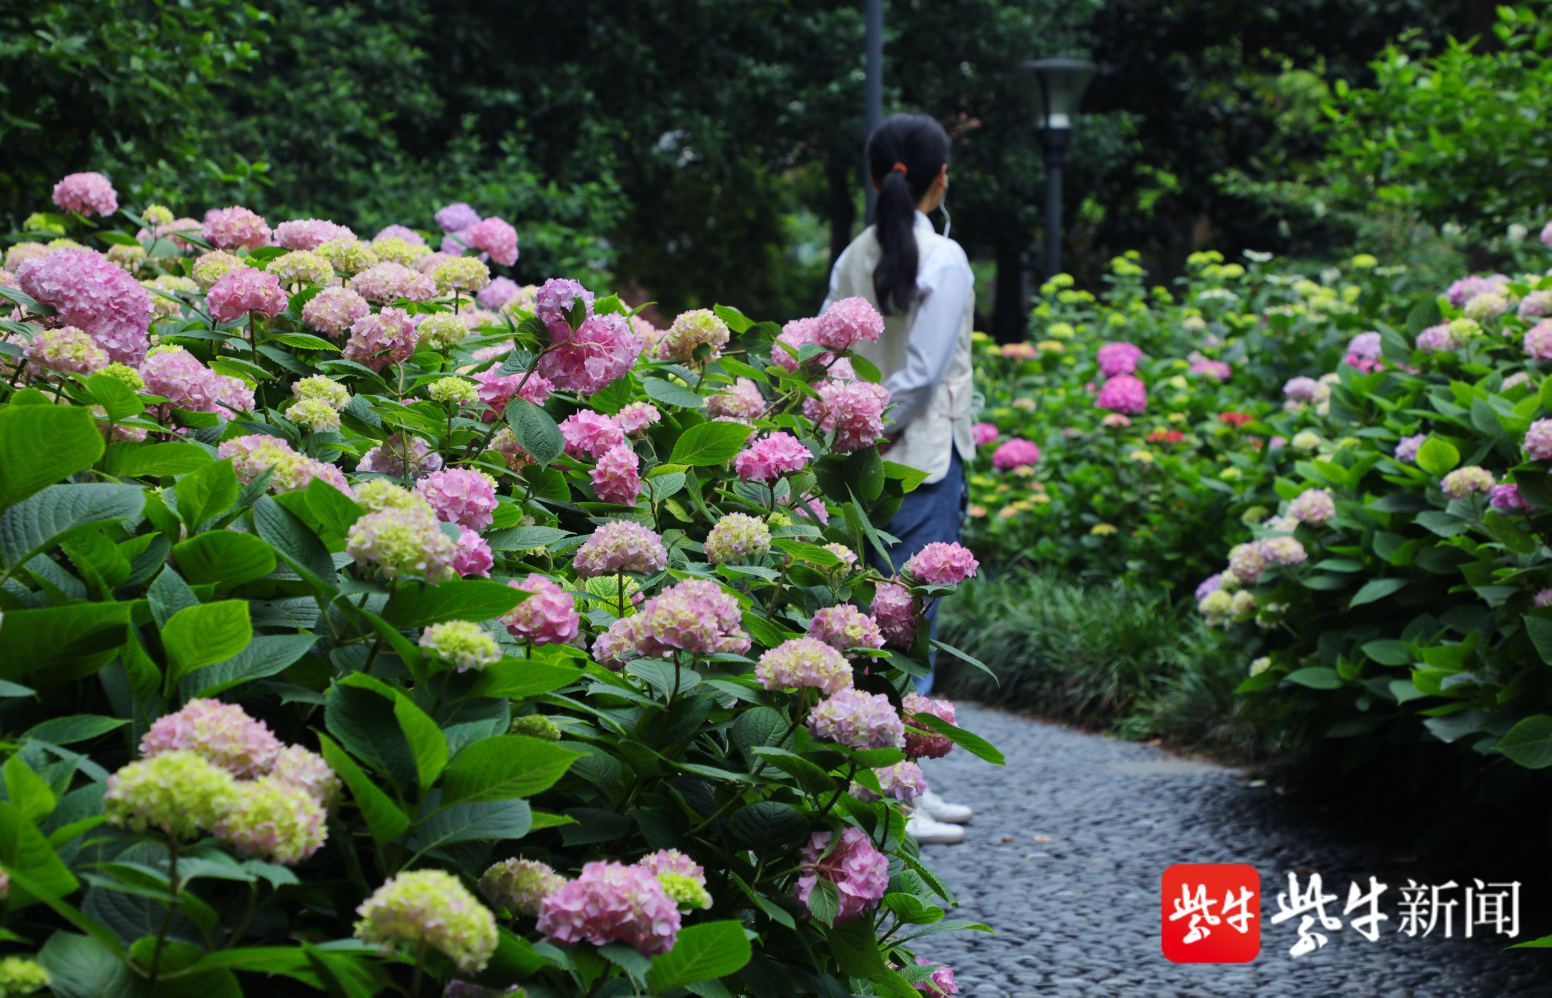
top-left (267, 250), bottom-right (335, 286)
top-left (419, 620), bottom-right (502, 672)
top-left (98, 363), bottom-right (145, 392)
top-left (657, 872), bottom-right (712, 909)
top-left (292, 374), bottom-right (351, 411)
top-left (315, 237), bottom-right (378, 276)
top-left (373, 237), bottom-right (431, 266)
top-left (508, 714), bottom-right (562, 741)
top-left (104, 750), bottom-right (238, 840)
top-left (429, 377), bottom-right (478, 406)
top-left (286, 397), bottom-right (341, 432)
top-left (431, 257), bottom-right (491, 294)
top-left (354, 869), bottom-right (498, 974)
top-left (0, 956), bottom-right (50, 997)
top-left (417, 313), bottom-right (468, 350)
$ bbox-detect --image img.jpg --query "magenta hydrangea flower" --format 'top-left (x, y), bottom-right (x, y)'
top-left (1445, 274), bottom-right (1508, 308)
top-left (536, 312), bottom-right (644, 396)
top-left (1525, 320), bottom-right (1552, 361)
top-left (275, 219), bottom-right (354, 251)
top-left (478, 277), bottom-right (521, 310)
top-left (704, 512), bottom-right (771, 564)
top-left (1095, 373), bottom-right (1147, 414)
top-left (464, 217), bottom-right (518, 267)
top-left (207, 268), bottom-right (289, 323)
top-left (52, 172), bottom-right (118, 216)
top-left (1536, 588), bottom-right (1552, 608)
top-left (301, 286), bottom-right (370, 337)
top-left (615, 402), bottom-right (660, 434)
top-left (871, 582), bottom-right (916, 647)
top-left (499, 573), bottom-right (580, 645)
top-left (560, 410), bottom-right (626, 459)
top-left (793, 828), bottom-right (888, 923)
top-left (140, 698), bottom-right (283, 778)
top-left (1415, 323), bottom-right (1462, 354)
top-left (1347, 332), bottom-right (1383, 360)
top-left (473, 370), bottom-right (553, 421)
top-left (905, 542), bottom-right (979, 586)
top-left (803, 380), bottom-right (891, 453)
top-left (349, 262), bottom-right (436, 303)
top-left (707, 377), bottom-right (766, 420)
top-left (1526, 420), bottom-right (1552, 461)
top-left (735, 432), bottom-right (811, 482)
top-left (573, 520), bottom-right (668, 577)
top-left (807, 604), bottom-right (885, 656)
top-left (141, 346), bottom-right (254, 415)
top-left (1442, 466), bottom-right (1496, 500)
top-left (435, 203), bottom-right (482, 233)
top-left (1490, 483), bottom-right (1533, 513)
top-left (851, 759), bottom-right (928, 807)
top-left (16, 249), bottom-right (151, 364)
top-left (1191, 360), bottom-right (1231, 381)
top-left (772, 316), bottom-right (823, 372)
top-left (534, 277), bottom-right (595, 335)
top-left (1520, 290), bottom-right (1552, 320)
top-left (26, 325), bottom-right (108, 376)
top-left (595, 580), bottom-right (749, 663)
top-left (913, 956), bottom-right (959, 996)
top-left (1287, 488), bottom-right (1335, 525)
top-left (817, 297), bottom-right (885, 352)
top-left (755, 637), bottom-right (853, 695)
top-left (971, 422), bottom-right (999, 447)
top-left (537, 861), bottom-right (681, 956)
top-left (1395, 434), bottom-right (1426, 463)
top-left (592, 444), bottom-right (642, 506)
top-left (452, 526), bottom-right (494, 578)
top-left (991, 438), bottom-right (1040, 469)
top-left (1096, 341), bottom-right (1142, 377)
top-left (415, 468), bottom-right (498, 531)
top-left (902, 692), bottom-right (957, 759)
top-left (358, 432), bottom-right (444, 479)
top-left (203, 206), bottom-right (271, 250)
top-left (344, 307), bottom-right (417, 371)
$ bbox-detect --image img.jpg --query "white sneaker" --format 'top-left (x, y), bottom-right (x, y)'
top-left (905, 813), bottom-right (966, 845)
top-left (918, 789), bottom-right (974, 825)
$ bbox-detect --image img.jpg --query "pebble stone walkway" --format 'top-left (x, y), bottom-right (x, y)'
top-left (912, 702), bottom-right (1552, 998)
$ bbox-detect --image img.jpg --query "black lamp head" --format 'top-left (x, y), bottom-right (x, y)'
top-left (1014, 58), bottom-right (1098, 130)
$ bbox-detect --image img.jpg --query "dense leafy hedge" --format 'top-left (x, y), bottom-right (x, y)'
top-left (0, 179), bottom-right (997, 996)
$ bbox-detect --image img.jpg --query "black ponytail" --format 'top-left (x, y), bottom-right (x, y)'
top-left (867, 113), bottom-right (949, 315)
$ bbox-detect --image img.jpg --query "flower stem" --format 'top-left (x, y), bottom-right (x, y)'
top-left (146, 838), bottom-right (181, 986)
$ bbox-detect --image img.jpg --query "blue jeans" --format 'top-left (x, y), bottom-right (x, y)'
top-left (867, 450), bottom-right (968, 694)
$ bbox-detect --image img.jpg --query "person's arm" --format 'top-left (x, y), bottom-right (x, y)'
top-left (881, 241), bottom-right (972, 434)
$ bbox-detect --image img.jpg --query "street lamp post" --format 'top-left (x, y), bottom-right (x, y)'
top-left (1014, 58), bottom-right (1097, 280)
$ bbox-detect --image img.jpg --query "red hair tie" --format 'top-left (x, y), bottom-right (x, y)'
top-left (891, 162), bottom-right (908, 175)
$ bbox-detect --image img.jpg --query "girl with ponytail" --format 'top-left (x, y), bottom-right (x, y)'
top-left (821, 112), bottom-right (977, 844)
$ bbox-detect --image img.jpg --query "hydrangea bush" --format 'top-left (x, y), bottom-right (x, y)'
top-left (0, 175), bottom-right (1000, 996)
top-left (964, 249), bottom-right (1427, 589)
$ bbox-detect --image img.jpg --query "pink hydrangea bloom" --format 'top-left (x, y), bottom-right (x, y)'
top-left (1415, 323), bottom-right (1461, 354)
top-left (435, 203), bottom-right (482, 233)
top-left (1283, 376), bottom-right (1319, 401)
top-left (1195, 574), bottom-right (1223, 602)
top-left (1442, 466), bottom-right (1496, 500)
top-left (213, 777), bottom-right (328, 865)
top-left (204, 206), bottom-right (272, 250)
top-left (478, 277), bottom-right (521, 310)
top-left (591, 444), bottom-right (642, 505)
top-left (755, 637), bottom-right (853, 695)
top-left (851, 759), bottom-right (928, 807)
top-left (345, 505), bottom-right (460, 582)
top-left (1445, 274), bottom-right (1509, 308)
top-left (637, 849), bottom-right (705, 885)
top-left (1191, 360), bottom-right (1231, 381)
top-left (1490, 483), bottom-right (1533, 512)
top-left (1536, 588), bottom-right (1552, 608)
top-left (537, 312), bottom-right (644, 395)
top-left (735, 432), bottom-right (811, 482)
top-left (871, 582), bottom-right (916, 647)
top-left (1096, 341), bottom-right (1142, 377)
top-left (772, 316), bottom-right (823, 372)
top-left (1347, 332), bottom-right (1383, 359)
top-left (207, 268), bottom-right (289, 323)
top-left (1527, 420), bottom-right (1552, 461)
top-left (573, 520), bottom-right (668, 577)
top-left (142, 346), bottom-right (254, 414)
top-left (500, 574), bottom-right (580, 645)
top-left (1260, 536), bottom-right (1307, 566)
top-left (803, 380), bottom-right (891, 453)
top-left (616, 402), bottom-right (660, 434)
top-left (537, 861), bottom-right (681, 956)
top-left (1227, 542), bottom-right (1267, 584)
top-left (991, 438), bottom-right (1040, 469)
top-left (704, 512), bottom-right (770, 564)
top-left (808, 604), bottom-right (885, 656)
top-left (971, 422), bottom-right (999, 446)
top-left (16, 249), bottom-right (151, 364)
top-left (302, 286), bottom-right (371, 337)
top-left (905, 542), bottom-right (979, 586)
top-left (902, 692), bottom-right (957, 759)
top-left (26, 325), bottom-right (108, 376)
top-left (140, 698), bottom-right (283, 778)
top-left (275, 219), bottom-right (354, 251)
top-left (1287, 489), bottom-right (1335, 525)
top-left (473, 371), bottom-right (552, 422)
top-left (344, 307), bottom-right (417, 371)
top-left (350, 262), bottom-right (436, 303)
top-left (1520, 290), bottom-right (1552, 320)
top-left (560, 410), bottom-right (626, 459)
top-left (1395, 434), bottom-right (1426, 463)
top-left (817, 297), bottom-right (884, 352)
top-left (453, 526), bottom-right (494, 577)
top-left (914, 956), bottom-right (959, 996)
top-left (793, 828), bottom-right (888, 924)
top-left (271, 745), bottom-right (342, 806)
top-left (1525, 321), bottom-right (1552, 361)
top-left (479, 858), bottom-right (566, 918)
top-left (416, 468), bottom-right (499, 530)
top-left (52, 172), bottom-right (118, 217)
top-left (1095, 374), bottom-right (1147, 414)
top-left (358, 432), bottom-right (444, 478)
top-left (707, 377), bottom-right (766, 420)
top-left (464, 217), bottom-right (518, 266)
top-left (534, 277), bottom-right (595, 336)
top-left (596, 580), bottom-right (749, 662)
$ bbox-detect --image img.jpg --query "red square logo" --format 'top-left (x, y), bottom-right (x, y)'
top-left (1161, 864), bottom-right (1261, 963)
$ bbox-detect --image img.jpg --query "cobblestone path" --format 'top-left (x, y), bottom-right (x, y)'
top-left (913, 702), bottom-right (1552, 998)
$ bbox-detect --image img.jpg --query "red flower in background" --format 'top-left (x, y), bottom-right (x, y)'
top-left (1220, 412), bottom-right (1253, 427)
top-left (1147, 428), bottom-right (1185, 444)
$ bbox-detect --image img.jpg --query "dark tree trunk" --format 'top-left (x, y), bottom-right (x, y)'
top-left (993, 230), bottom-right (1026, 344)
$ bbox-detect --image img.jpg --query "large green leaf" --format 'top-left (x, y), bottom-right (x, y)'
top-left (1414, 436), bottom-right (1459, 477)
top-left (411, 795), bottom-right (532, 850)
top-left (325, 681), bottom-right (420, 792)
top-left (0, 801), bottom-right (78, 906)
top-left (161, 601), bottom-right (253, 693)
top-left (316, 733), bottom-right (410, 846)
top-left (172, 530), bottom-right (276, 587)
top-left (251, 494), bottom-right (336, 589)
top-left (669, 421), bottom-right (754, 466)
top-left (646, 921), bottom-right (753, 992)
top-left (174, 459), bottom-right (239, 531)
top-left (180, 634), bottom-right (318, 699)
top-left (0, 602), bottom-right (133, 683)
top-left (0, 405), bottom-right (105, 510)
top-left (23, 714), bottom-right (128, 745)
top-left (0, 483), bottom-right (145, 568)
top-left (39, 932), bottom-right (145, 998)
top-left (477, 659), bottom-right (585, 699)
top-left (382, 578), bottom-right (526, 629)
top-left (86, 374), bottom-right (146, 422)
top-left (439, 735), bottom-right (580, 804)
top-left (337, 674), bottom-right (447, 789)
top-left (727, 801), bottom-right (807, 858)
top-left (507, 398), bottom-right (565, 466)
top-left (104, 441), bottom-right (211, 478)
top-left (4, 756), bottom-right (56, 822)
top-left (1495, 715), bottom-right (1552, 769)
top-left (905, 714), bottom-right (1005, 765)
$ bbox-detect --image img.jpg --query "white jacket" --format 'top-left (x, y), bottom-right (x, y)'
top-left (824, 212), bottom-right (976, 484)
